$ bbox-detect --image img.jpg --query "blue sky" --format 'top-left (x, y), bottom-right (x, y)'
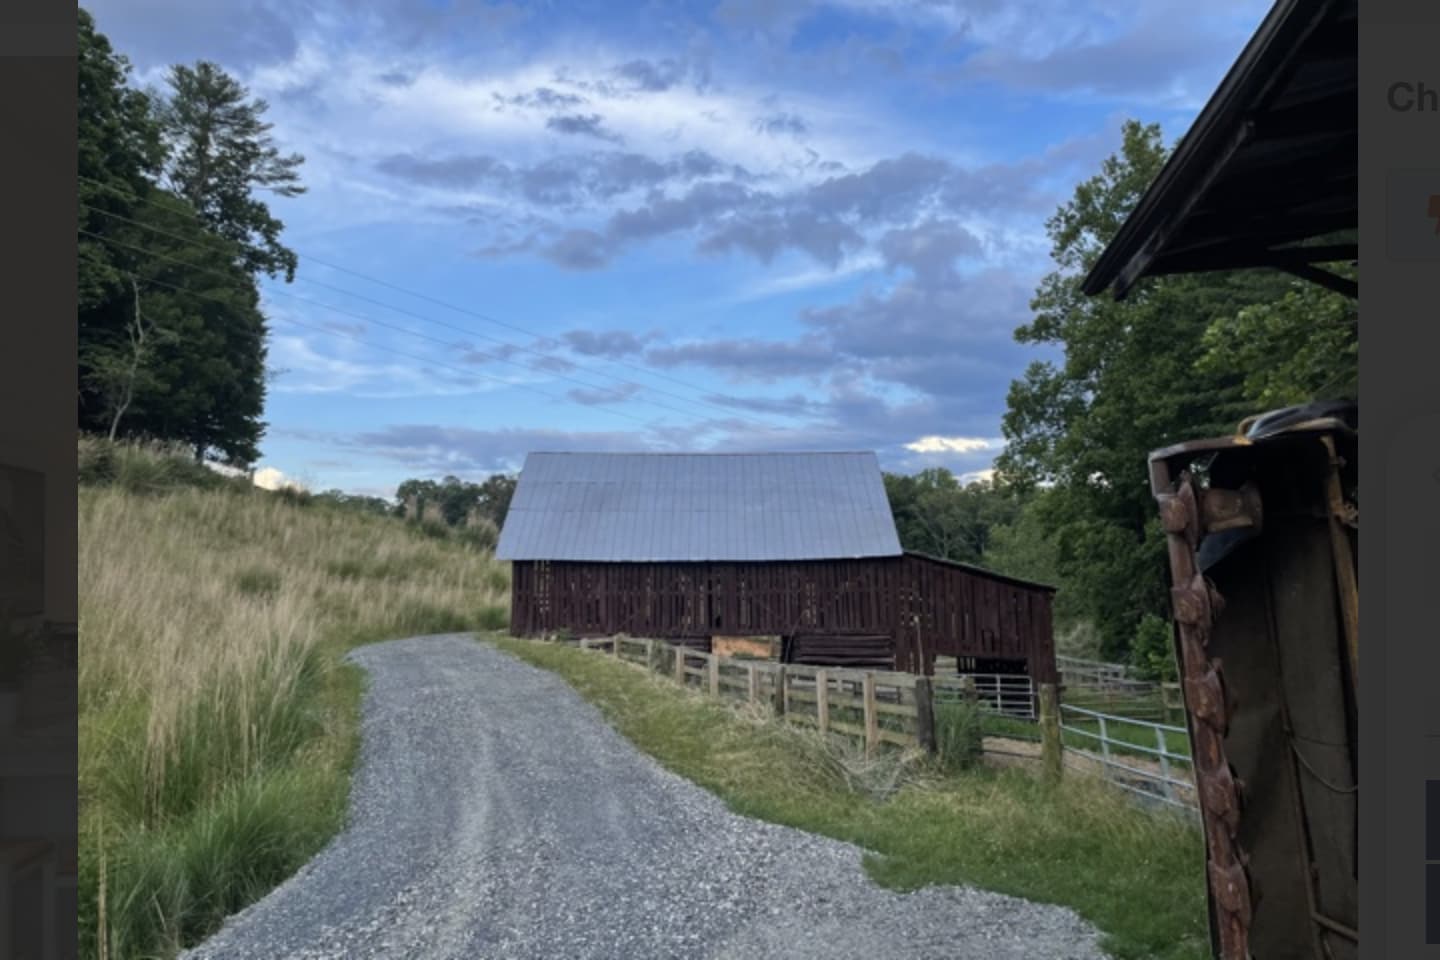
top-left (87, 0), bottom-right (1272, 500)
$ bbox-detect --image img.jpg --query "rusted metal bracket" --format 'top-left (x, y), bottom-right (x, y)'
top-left (1155, 467), bottom-right (1254, 959)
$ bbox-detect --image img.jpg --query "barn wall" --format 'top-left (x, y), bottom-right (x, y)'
top-left (509, 554), bottom-right (1057, 682)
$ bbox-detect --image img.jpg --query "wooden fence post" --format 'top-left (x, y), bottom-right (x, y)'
top-left (816, 669), bottom-right (830, 735)
top-left (708, 653), bottom-right (720, 698)
top-left (1039, 682), bottom-right (1062, 783)
top-left (747, 664), bottom-right (759, 703)
top-left (674, 644), bottom-right (686, 686)
top-left (959, 674), bottom-right (977, 708)
top-left (613, 636), bottom-right (622, 659)
top-left (774, 665), bottom-right (787, 717)
top-left (914, 676), bottom-right (936, 754)
top-left (863, 673), bottom-right (878, 758)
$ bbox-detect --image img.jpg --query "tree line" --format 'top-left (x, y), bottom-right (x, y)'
top-left (78, 7), bottom-right (1356, 677)
top-left (79, 7), bottom-right (303, 466)
top-left (896, 122), bottom-right (1356, 676)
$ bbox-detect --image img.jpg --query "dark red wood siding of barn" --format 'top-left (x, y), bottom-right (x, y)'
top-left (509, 552), bottom-right (1057, 682)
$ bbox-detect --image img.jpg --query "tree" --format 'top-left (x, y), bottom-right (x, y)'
top-left (156, 61), bottom-right (306, 281)
top-left (883, 469), bottom-right (1019, 564)
top-left (1195, 263), bottom-right (1358, 408)
top-left (82, 275), bottom-right (179, 440)
top-left (393, 473), bottom-right (520, 529)
top-left (81, 191), bottom-right (271, 465)
top-left (996, 119), bottom-right (1295, 660)
top-left (475, 474), bottom-right (518, 529)
top-left (78, 6), bottom-right (163, 315)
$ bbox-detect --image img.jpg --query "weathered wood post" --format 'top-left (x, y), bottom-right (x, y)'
top-left (644, 638), bottom-right (656, 673)
top-left (774, 665), bottom-right (787, 717)
top-left (914, 676), bottom-right (936, 754)
top-left (1039, 682), bottom-right (1062, 783)
top-left (863, 672), bottom-right (879, 758)
top-left (613, 635), bottom-right (622, 659)
top-left (747, 664), bottom-right (759, 703)
top-left (958, 674), bottom-right (977, 708)
top-left (708, 653), bottom-right (720, 697)
top-left (674, 643), bottom-right (686, 686)
top-left (815, 669), bottom-right (830, 735)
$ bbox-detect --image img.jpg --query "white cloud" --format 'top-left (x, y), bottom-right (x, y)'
top-left (253, 466), bottom-right (308, 492)
top-left (730, 252), bottom-right (885, 302)
top-left (265, 332), bottom-right (535, 398)
top-left (903, 435), bottom-right (998, 454)
top-left (959, 467), bottom-right (997, 485)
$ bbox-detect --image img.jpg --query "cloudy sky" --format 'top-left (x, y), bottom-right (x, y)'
top-left (88, 0), bottom-right (1270, 498)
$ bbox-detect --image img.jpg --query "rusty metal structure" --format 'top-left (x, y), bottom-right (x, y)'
top-left (1082, 0), bottom-right (1357, 956)
top-left (1150, 409), bottom-right (1358, 959)
top-left (498, 452), bottom-right (1058, 683)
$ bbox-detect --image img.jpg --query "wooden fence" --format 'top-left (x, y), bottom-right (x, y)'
top-left (565, 636), bottom-right (1203, 821)
top-left (583, 635), bottom-right (939, 756)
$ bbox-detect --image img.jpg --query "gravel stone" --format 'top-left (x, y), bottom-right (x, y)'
top-left (181, 634), bottom-right (1111, 960)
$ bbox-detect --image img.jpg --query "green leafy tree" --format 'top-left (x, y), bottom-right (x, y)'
top-left (77, 7), bottom-right (163, 315)
top-left (997, 119), bottom-right (1293, 660)
top-left (1196, 266), bottom-right (1358, 408)
top-left (156, 61), bottom-right (306, 281)
top-left (81, 191), bottom-right (270, 465)
top-left (475, 473), bottom-right (518, 529)
top-left (1130, 613), bottom-right (1179, 682)
top-left (394, 473), bottom-right (519, 529)
top-left (81, 274), bottom-right (180, 441)
top-left (884, 469), bottom-right (1019, 563)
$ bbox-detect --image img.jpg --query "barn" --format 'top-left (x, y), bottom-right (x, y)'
top-left (495, 451), bottom-right (1058, 685)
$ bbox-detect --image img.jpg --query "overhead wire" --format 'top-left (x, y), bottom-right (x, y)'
top-left (77, 243), bottom-right (668, 429)
top-left (80, 226), bottom-right (775, 429)
top-left (77, 173), bottom-right (795, 428)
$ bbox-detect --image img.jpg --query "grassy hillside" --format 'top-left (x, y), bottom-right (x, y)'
top-left (78, 438), bottom-right (508, 960)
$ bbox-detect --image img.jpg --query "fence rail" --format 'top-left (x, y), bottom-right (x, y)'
top-left (1055, 655), bottom-right (1183, 723)
top-left (571, 636), bottom-right (1195, 818)
top-left (1059, 703), bottom-right (1197, 813)
top-left (933, 673), bottom-right (1036, 719)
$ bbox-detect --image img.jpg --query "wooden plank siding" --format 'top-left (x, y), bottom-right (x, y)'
top-left (509, 552), bottom-right (1058, 683)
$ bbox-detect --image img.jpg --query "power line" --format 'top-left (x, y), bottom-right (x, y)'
top-left (76, 174), bottom-right (795, 426)
top-left (77, 244), bottom-right (668, 429)
top-left (80, 200), bottom-right (763, 426)
top-left (81, 227), bottom-right (756, 427)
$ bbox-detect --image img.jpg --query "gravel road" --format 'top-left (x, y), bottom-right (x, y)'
top-left (182, 634), bottom-right (1109, 960)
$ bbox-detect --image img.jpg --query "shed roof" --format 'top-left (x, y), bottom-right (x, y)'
top-left (1081, 0), bottom-right (1357, 300)
top-left (495, 451), bottom-right (903, 562)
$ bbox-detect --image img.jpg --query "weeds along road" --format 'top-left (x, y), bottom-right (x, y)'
top-left (182, 635), bottom-right (1108, 960)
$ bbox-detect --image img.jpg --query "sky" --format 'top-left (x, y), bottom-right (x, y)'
top-left (87, 0), bottom-right (1273, 500)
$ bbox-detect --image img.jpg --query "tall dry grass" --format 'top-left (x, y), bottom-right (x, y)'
top-left (78, 439), bottom-right (509, 959)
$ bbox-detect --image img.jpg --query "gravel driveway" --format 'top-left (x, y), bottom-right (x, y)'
top-left (182, 634), bottom-right (1109, 960)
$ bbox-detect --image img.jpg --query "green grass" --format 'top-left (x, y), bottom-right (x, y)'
top-left (493, 637), bottom-right (1210, 960)
top-left (80, 436), bottom-right (510, 960)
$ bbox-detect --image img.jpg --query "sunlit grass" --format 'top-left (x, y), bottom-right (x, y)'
top-left (79, 438), bottom-right (508, 959)
top-left (494, 637), bottom-right (1210, 960)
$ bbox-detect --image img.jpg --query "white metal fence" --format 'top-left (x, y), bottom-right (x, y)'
top-left (933, 673), bottom-right (1037, 719)
top-left (1059, 703), bottom-right (1197, 814)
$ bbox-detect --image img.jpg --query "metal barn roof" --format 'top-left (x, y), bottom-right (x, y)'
top-left (1082, 0), bottom-right (1357, 301)
top-left (495, 451), bottom-right (904, 562)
